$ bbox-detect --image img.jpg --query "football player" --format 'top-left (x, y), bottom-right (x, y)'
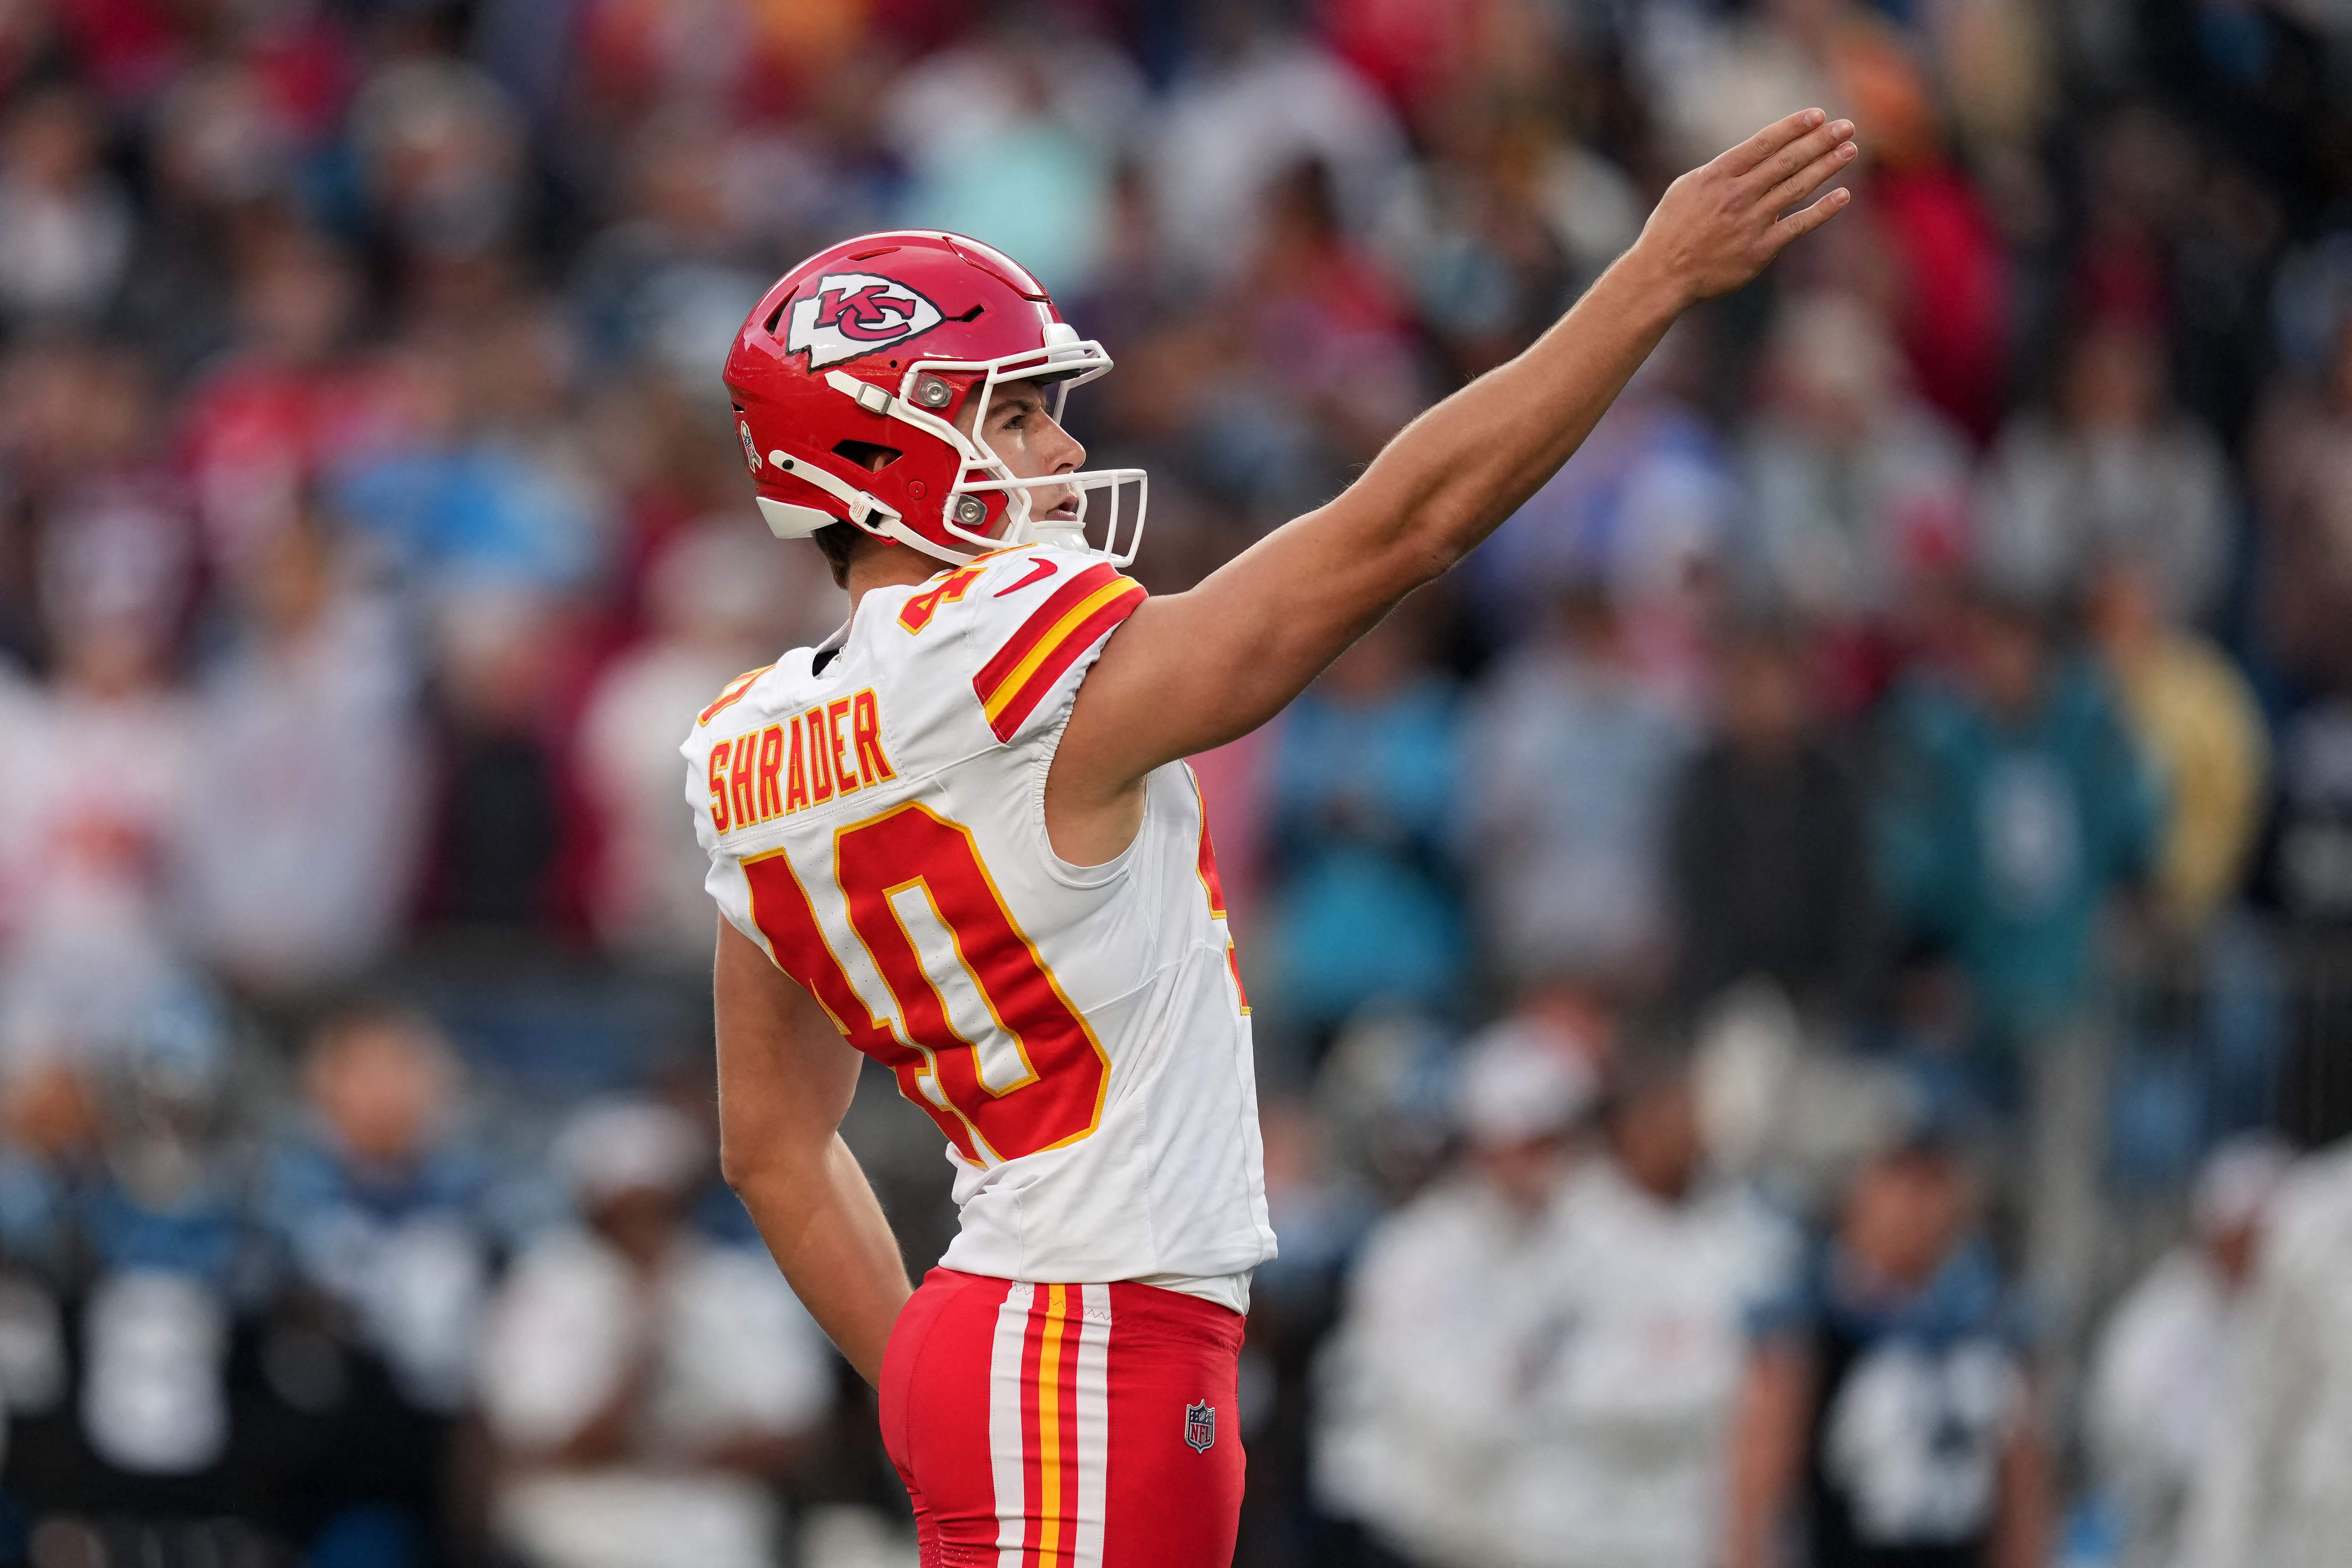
top-left (691, 109), bottom-right (1857, 1568)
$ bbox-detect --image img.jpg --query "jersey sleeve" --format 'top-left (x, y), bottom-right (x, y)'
top-left (948, 546), bottom-right (1147, 747)
top-left (678, 662), bottom-right (774, 863)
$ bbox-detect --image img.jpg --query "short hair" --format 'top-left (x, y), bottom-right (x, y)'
top-left (811, 522), bottom-right (866, 588)
top-left (307, 994), bottom-right (431, 1050)
top-left (1600, 1017), bottom-right (1694, 1124)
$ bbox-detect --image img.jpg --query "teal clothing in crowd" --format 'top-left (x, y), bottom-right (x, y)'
top-left (1876, 656), bottom-right (2159, 1047)
top-left (1265, 675), bottom-right (1469, 1035)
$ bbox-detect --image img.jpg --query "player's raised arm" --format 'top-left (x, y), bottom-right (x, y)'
top-left (713, 915), bottom-right (911, 1385)
top-left (1058, 111), bottom-right (1855, 795)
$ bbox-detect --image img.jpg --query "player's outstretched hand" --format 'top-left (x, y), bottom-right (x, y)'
top-left (1633, 109), bottom-right (1857, 307)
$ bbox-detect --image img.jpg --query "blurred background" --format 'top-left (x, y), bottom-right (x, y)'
top-left (0, 0), bottom-right (2348, 1565)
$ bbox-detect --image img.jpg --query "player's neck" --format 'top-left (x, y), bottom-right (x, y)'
top-left (844, 544), bottom-right (950, 618)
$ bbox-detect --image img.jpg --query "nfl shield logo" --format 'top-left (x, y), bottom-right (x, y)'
top-left (1183, 1400), bottom-right (1216, 1453)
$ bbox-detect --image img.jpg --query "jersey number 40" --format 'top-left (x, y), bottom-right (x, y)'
top-left (742, 804), bottom-right (1110, 1164)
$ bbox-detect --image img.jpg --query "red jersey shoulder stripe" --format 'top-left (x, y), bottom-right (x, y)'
top-left (972, 562), bottom-right (1145, 742)
top-left (975, 562), bottom-right (1120, 692)
top-left (697, 665), bottom-right (771, 726)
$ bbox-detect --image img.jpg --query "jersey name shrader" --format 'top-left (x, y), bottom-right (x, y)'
top-left (705, 687), bottom-right (895, 835)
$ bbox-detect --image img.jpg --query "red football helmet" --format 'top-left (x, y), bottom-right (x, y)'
top-left (723, 231), bottom-right (1145, 567)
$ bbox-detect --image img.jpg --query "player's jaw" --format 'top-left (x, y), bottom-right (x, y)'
top-left (962, 379), bottom-right (1085, 528)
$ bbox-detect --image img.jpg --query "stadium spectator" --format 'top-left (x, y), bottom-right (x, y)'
top-left (1725, 1135), bottom-right (2050, 1568)
top-left (1669, 616), bottom-right (1878, 1021)
top-left (883, 7), bottom-right (1144, 298)
top-left (176, 230), bottom-right (424, 575)
top-left (2248, 311), bottom-right (2352, 693)
top-left (1638, 0), bottom-right (1844, 175)
top-left (416, 581), bottom-right (585, 935)
top-left (0, 1048), bottom-right (99, 1278)
top-left (567, 110), bottom-right (777, 388)
top-left (348, 54), bottom-right (527, 267)
top-left (2255, 678), bottom-right (2352, 940)
top-left (1738, 291), bottom-right (1973, 687)
top-left (61, 1000), bottom-right (260, 1538)
top-left (1223, 155), bottom-right (1420, 501)
top-left (2084, 556), bottom-right (2269, 936)
top-left (1147, 4), bottom-right (1406, 293)
top-left (0, 1045), bottom-right (95, 1521)
top-left (576, 519), bottom-right (833, 970)
top-left (1497, 1047), bottom-right (1799, 1568)
top-left (252, 1004), bottom-right (497, 1555)
top-left (1463, 581), bottom-right (1693, 990)
top-left (0, 474), bottom-right (196, 1069)
top-left (1866, 139), bottom-right (2015, 446)
top-left (332, 311), bottom-right (610, 598)
top-left (111, 62), bottom-right (275, 381)
top-left (2075, 547), bottom-right (2286, 1152)
top-left (1977, 320), bottom-right (2233, 625)
top-left (1313, 1022), bottom-right (1597, 1567)
top-left (1874, 584), bottom-right (2158, 1324)
top-left (1260, 606), bottom-right (1467, 1050)
top-left (1192, 154), bottom-right (1424, 524)
top-left (0, 87), bottom-right (133, 330)
top-left (2243, 308), bottom-right (2352, 985)
top-left (478, 1098), bottom-right (832, 1568)
top-left (180, 515), bottom-right (427, 1001)
top-left (2089, 1135), bottom-right (2293, 1568)
top-left (2178, 1136), bottom-right (2352, 1568)
top-left (1374, 96), bottom-right (1643, 384)
top-left (264, 1013), bottom-right (494, 1380)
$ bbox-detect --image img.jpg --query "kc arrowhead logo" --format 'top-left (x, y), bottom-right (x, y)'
top-left (785, 272), bottom-right (945, 368)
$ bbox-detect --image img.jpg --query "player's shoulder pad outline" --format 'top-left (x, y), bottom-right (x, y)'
top-left (965, 547), bottom-right (1146, 742)
top-left (697, 663), bottom-right (774, 727)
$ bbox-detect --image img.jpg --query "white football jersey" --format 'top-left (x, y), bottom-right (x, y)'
top-left (682, 543), bottom-right (1275, 1311)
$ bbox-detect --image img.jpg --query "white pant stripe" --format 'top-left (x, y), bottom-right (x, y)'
top-left (988, 1282), bottom-right (1035, 1568)
top-left (1073, 1284), bottom-right (1112, 1568)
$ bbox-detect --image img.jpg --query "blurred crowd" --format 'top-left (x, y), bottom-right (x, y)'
top-left (0, 0), bottom-right (2349, 1566)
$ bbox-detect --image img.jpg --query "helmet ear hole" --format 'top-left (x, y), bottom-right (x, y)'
top-left (832, 439), bottom-right (902, 472)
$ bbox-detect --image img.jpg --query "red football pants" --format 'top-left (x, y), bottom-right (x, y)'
top-left (880, 1267), bottom-right (1247, 1568)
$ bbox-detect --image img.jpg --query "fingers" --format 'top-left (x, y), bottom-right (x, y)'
top-left (1723, 108), bottom-right (1827, 177)
top-left (1764, 137), bottom-right (1858, 215)
top-left (1747, 118), bottom-right (1856, 196)
top-left (1766, 187), bottom-right (1853, 252)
